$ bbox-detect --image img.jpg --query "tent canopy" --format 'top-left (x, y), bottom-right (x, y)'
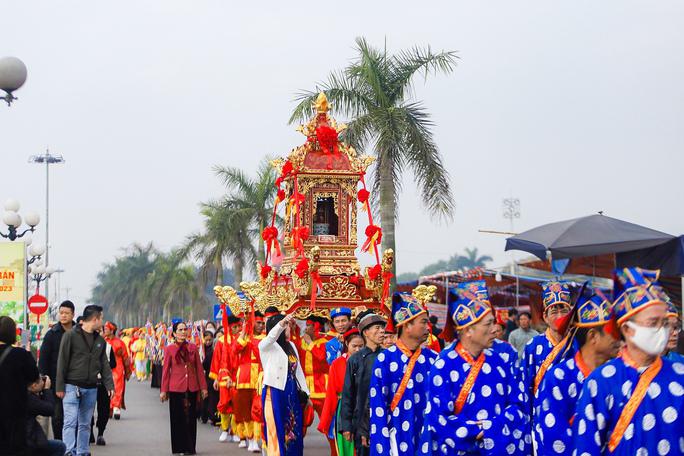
top-left (505, 214), bottom-right (674, 261)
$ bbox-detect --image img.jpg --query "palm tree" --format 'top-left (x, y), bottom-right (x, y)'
top-left (460, 247), bottom-right (493, 269)
top-left (289, 37), bottom-right (457, 284)
top-left (179, 203), bottom-right (256, 288)
top-left (213, 158), bottom-right (278, 263)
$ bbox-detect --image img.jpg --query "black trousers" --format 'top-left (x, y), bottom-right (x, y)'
top-left (169, 391), bottom-right (198, 454)
top-left (51, 393), bottom-right (63, 440)
top-left (90, 384), bottom-right (111, 438)
top-left (200, 380), bottom-right (219, 424)
top-left (150, 363), bottom-right (162, 389)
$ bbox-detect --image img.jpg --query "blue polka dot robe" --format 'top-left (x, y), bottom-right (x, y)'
top-left (369, 344), bottom-right (438, 456)
top-left (420, 342), bottom-right (531, 455)
top-left (572, 356), bottom-right (684, 455)
top-left (522, 331), bottom-right (578, 416)
top-left (535, 353), bottom-right (590, 455)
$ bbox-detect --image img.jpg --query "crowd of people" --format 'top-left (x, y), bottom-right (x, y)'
top-left (1, 266), bottom-right (683, 456)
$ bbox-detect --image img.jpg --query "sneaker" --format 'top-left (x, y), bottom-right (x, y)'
top-left (232, 435), bottom-right (241, 443)
top-left (238, 440), bottom-right (247, 448)
top-left (219, 431), bottom-right (229, 442)
top-left (96, 436), bottom-right (106, 446)
top-left (113, 408), bottom-right (121, 420)
top-left (248, 439), bottom-right (260, 453)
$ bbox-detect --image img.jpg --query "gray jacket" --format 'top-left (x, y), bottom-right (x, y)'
top-left (56, 325), bottom-right (114, 392)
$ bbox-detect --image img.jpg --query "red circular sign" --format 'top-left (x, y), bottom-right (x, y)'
top-left (28, 294), bottom-right (49, 315)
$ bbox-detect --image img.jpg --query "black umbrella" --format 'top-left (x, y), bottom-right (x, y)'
top-left (505, 213), bottom-right (675, 261)
top-left (617, 235), bottom-right (684, 275)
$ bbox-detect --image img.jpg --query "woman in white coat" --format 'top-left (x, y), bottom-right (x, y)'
top-left (259, 313), bottom-right (310, 456)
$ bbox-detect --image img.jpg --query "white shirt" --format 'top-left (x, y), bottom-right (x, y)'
top-left (258, 323), bottom-right (309, 393)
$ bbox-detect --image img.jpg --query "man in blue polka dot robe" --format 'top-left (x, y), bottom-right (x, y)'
top-left (420, 280), bottom-right (531, 455)
top-left (535, 289), bottom-right (620, 455)
top-left (369, 293), bottom-right (438, 456)
top-left (521, 281), bottom-right (577, 448)
top-left (572, 268), bottom-right (684, 455)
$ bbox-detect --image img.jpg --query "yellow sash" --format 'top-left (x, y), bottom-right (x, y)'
top-left (454, 343), bottom-right (485, 415)
top-left (607, 354), bottom-right (662, 452)
top-left (390, 340), bottom-right (422, 412)
top-left (533, 330), bottom-right (569, 395)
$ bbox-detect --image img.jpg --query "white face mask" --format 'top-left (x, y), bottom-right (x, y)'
top-left (625, 321), bottom-right (670, 356)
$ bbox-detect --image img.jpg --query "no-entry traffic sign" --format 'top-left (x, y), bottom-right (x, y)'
top-left (28, 294), bottom-right (48, 315)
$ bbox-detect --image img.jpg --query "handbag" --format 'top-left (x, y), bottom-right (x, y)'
top-left (294, 375), bottom-right (309, 407)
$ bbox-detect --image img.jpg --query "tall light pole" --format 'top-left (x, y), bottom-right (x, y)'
top-left (503, 197), bottom-right (521, 307)
top-left (29, 149), bottom-right (65, 307)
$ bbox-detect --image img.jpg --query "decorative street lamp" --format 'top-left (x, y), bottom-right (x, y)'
top-left (0, 56), bottom-right (27, 106)
top-left (1, 198), bottom-right (40, 241)
top-left (30, 264), bottom-right (56, 290)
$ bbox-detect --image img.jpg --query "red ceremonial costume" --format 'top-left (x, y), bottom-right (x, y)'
top-left (233, 331), bottom-right (265, 441)
top-left (317, 351), bottom-right (348, 435)
top-left (297, 331), bottom-right (329, 420)
top-left (209, 333), bottom-right (237, 416)
top-left (104, 323), bottom-right (130, 411)
top-left (109, 337), bottom-right (129, 409)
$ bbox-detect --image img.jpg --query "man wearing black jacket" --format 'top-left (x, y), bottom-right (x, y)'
top-left (339, 311), bottom-right (386, 456)
top-left (26, 375), bottom-right (66, 456)
top-left (90, 334), bottom-right (117, 446)
top-left (38, 300), bottom-right (75, 440)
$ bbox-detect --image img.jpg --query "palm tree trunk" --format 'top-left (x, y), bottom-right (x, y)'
top-left (214, 257), bottom-right (224, 286)
top-left (257, 218), bottom-right (265, 264)
top-left (378, 152), bottom-right (398, 290)
top-left (233, 257), bottom-right (243, 286)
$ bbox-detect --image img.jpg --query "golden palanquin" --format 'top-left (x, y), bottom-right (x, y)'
top-left (216, 93), bottom-right (393, 319)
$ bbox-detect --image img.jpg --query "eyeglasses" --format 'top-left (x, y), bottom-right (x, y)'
top-left (667, 321), bottom-right (682, 334)
top-left (631, 318), bottom-right (669, 329)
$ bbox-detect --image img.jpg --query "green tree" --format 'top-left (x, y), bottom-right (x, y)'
top-left (213, 158), bottom-right (278, 263)
top-left (459, 247), bottom-right (493, 269)
top-left (179, 203), bottom-right (256, 288)
top-left (90, 243), bottom-right (208, 326)
top-left (290, 37), bottom-right (457, 285)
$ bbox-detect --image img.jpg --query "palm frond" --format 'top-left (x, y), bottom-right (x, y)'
top-left (389, 46), bottom-right (458, 101)
top-left (401, 102), bottom-right (454, 221)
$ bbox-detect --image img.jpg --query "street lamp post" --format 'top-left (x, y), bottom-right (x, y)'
top-left (0, 56), bottom-right (27, 106)
top-left (29, 150), bottom-right (65, 307)
top-left (503, 198), bottom-right (521, 307)
top-left (26, 243), bottom-right (46, 326)
top-left (1, 199), bottom-right (40, 241)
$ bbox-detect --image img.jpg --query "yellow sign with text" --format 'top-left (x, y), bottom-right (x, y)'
top-left (0, 242), bottom-right (26, 323)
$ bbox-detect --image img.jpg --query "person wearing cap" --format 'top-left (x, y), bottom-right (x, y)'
top-left (339, 310), bottom-right (386, 456)
top-left (663, 301), bottom-right (684, 363)
top-left (233, 311), bottom-right (266, 452)
top-left (369, 293), bottom-right (437, 456)
top-left (534, 289), bottom-right (620, 455)
top-left (210, 314), bottom-right (241, 443)
top-left (572, 268), bottom-right (684, 455)
top-left (103, 321), bottom-right (131, 422)
top-left (421, 280), bottom-right (530, 455)
top-left (326, 307), bottom-right (353, 365)
top-left (318, 328), bottom-right (365, 456)
top-left (521, 282), bottom-right (576, 417)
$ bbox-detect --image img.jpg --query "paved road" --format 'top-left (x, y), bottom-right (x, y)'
top-left (91, 379), bottom-right (329, 456)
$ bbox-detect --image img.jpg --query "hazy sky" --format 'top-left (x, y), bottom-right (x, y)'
top-left (2, 1), bottom-right (683, 310)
